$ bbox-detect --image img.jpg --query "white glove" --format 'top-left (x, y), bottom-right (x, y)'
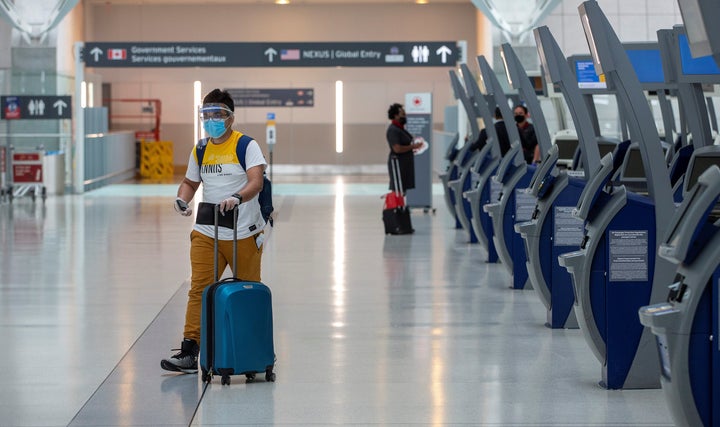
top-left (174, 198), bottom-right (192, 216)
top-left (219, 196), bottom-right (240, 215)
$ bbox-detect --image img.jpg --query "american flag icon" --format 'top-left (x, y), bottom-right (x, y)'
top-left (280, 49), bottom-right (300, 60)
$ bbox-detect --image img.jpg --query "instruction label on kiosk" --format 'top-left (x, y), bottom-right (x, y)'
top-left (554, 206), bottom-right (585, 246)
top-left (609, 230), bottom-right (648, 281)
top-left (515, 189), bottom-right (536, 222)
top-left (490, 180), bottom-right (502, 203)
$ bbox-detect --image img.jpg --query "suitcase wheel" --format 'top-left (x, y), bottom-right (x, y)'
top-left (265, 369), bottom-right (276, 382)
top-left (221, 374), bottom-right (231, 386)
top-left (201, 368), bottom-right (212, 383)
top-left (245, 373), bottom-right (256, 383)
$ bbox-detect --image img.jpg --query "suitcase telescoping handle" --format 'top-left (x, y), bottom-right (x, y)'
top-left (213, 204), bottom-right (239, 282)
top-left (390, 155), bottom-right (404, 198)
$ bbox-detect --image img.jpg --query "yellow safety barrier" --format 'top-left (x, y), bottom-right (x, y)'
top-left (139, 140), bottom-right (174, 179)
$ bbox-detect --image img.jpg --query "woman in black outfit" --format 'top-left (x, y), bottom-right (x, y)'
top-left (386, 103), bottom-right (423, 194)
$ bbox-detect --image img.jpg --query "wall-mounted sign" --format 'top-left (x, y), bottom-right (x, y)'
top-left (1, 95), bottom-right (72, 120)
top-left (226, 88), bottom-right (314, 108)
top-left (82, 42), bottom-right (460, 68)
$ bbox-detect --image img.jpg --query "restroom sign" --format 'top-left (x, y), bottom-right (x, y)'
top-left (1, 95), bottom-right (72, 120)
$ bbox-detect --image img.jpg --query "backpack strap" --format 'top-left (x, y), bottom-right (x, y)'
top-left (195, 137), bottom-right (210, 164)
top-left (235, 134), bottom-right (254, 171)
top-left (195, 134), bottom-right (254, 179)
top-left (195, 137), bottom-right (210, 181)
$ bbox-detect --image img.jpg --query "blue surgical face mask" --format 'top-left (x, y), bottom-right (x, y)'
top-left (203, 119), bottom-right (228, 138)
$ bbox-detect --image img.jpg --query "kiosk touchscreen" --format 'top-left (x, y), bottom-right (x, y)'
top-left (683, 146), bottom-right (720, 194)
top-left (616, 144), bottom-right (649, 193)
top-left (555, 134), bottom-right (580, 169)
top-left (572, 137), bottom-right (619, 171)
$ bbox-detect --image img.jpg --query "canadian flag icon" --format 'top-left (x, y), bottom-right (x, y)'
top-left (108, 49), bottom-right (127, 60)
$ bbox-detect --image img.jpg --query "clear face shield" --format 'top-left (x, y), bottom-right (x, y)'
top-left (198, 103), bottom-right (233, 138)
top-left (198, 103), bottom-right (233, 122)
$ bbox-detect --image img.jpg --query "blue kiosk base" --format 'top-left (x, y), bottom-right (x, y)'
top-left (684, 269), bottom-right (719, 426)
top-left (590, 192), bottom-right (658, 389)
top-left (540, 178), bottom-right (585, 328)
top-left (501, 166), bottom-right (535, 290)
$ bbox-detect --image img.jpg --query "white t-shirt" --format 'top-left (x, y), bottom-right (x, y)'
top-left (185, 131), bottom-right (267, 240)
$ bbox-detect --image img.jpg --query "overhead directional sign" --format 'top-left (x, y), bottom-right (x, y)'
top-left (82, 42), bottom-right (460, 67)
top-left (226, 88), bottom-right (314, 108)
top-left (1, 95), bottom-right (72, 120)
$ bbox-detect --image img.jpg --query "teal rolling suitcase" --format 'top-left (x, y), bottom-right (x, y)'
top-left (199, 205), bottom-right (276, 385)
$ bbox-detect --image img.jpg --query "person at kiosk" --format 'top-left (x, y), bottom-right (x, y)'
top-left (514, 105), bottom-right (538, 164)
top-left (468, 107), bottom-right (511, 156)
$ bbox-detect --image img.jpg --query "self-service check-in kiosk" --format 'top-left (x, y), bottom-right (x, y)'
top-left (479, 55), bottom-right (536, 290)
top-left (439, 132), bottom-right (461, 221)
top-left (516, 27), bottom-right (604, 328)
top-left (557, 0), bottom-right (677, 389)
top-left (448, 69), bottom-right (484, 243)
top-left (639, 165), bottom-right (720, 427)
top-left (641, 2), bottom-right (720, 420)
top-left (458, 63), bottom-right (503, 263)
top-left (443, 70), bottom-right (482, 238)
top-left (503, 38), bottom-right (584, 328)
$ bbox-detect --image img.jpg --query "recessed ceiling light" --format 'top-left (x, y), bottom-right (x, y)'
top-left (275, 0), bottom-right (290, 4)
top-left (416, 0), bottom-right (429, 4)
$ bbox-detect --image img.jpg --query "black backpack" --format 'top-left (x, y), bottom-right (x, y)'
top-left (196, 134), bottom-right (274, 225)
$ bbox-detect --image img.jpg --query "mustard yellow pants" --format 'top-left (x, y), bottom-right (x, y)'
top-left (183, 230), bottom-right (263, 343)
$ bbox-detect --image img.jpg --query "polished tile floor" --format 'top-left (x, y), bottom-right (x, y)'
top-left (0, 176), bottom-right (672, 426)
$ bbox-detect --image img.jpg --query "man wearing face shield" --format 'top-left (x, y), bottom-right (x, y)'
top-left (386, 103), bottom-right (423, 195)
top-left (161, 88), bottom-right (267, 374)
top-left (514, 104), bottom-right (538, 164)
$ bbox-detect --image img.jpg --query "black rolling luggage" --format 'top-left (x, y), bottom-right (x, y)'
top-left (383, 156), bottom-right (414, 235)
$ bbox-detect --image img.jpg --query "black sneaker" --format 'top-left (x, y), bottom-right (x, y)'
top-left (161, 338), bottom-right (199, 374)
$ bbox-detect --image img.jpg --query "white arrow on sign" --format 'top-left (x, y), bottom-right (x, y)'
top-left (90, 47), bottom-right (103, 62)
top-left (265, 48), bottom-right (278, 62)
top-left (53, 99), bottom-right (68, 116)
top-left (436, 45), bottom-right (452, 63)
